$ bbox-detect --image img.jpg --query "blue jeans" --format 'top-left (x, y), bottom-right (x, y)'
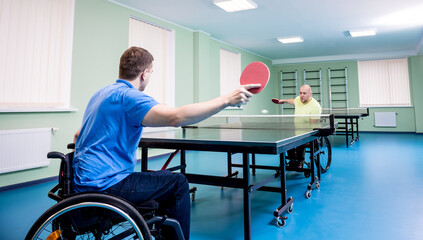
top-left (104, 170), bottom-right (190, 240)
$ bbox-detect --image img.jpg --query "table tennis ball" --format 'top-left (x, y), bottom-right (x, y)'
top-left (261, 109), bottom-right (268, 114)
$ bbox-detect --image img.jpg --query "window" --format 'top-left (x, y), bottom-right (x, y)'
top-left (0, 0), bottom-right (75, 110)
top-left (129, 17), bottom-right (175, 108)
top-left (358, 58), bottom-right (411, 107)
top-left (219, 49), bottom-right (241, 108)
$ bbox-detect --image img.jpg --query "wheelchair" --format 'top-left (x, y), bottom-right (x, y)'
top-left (25, 146), bottom-right (185, 240)
top-left (313, 136), bottom-right (332, 173)
top-left (286, 136), bottom-right (332, 177)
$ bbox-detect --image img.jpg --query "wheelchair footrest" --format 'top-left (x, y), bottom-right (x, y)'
top-left (146, 216), bottom-right (185, 240)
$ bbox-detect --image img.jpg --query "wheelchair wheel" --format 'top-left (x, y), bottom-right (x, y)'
top-left (26, 193), bottom-right (151, 240)
top-left (316, 137), bottom-right (332, 173)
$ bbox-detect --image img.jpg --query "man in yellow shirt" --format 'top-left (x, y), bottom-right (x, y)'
top-left (273, 84), bottom-right (322, 168)
top-left (273, 84), bottom-right (321, 116)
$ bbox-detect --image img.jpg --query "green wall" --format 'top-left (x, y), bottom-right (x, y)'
top-left (2, 0), bottom-right (422, 188)
top-left (0, 0), bottom-right (274, 187)
top-left (273, 57), bottom-right (422, 132)
top-left (410, 55), bottom-right (423, 133)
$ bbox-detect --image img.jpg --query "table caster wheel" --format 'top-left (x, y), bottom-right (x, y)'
top-left (305, 190), bottom-right (311, 199)
top-left (276, 217), bottom-right (287, 227)
top-left (287, 204), bottom-right (293, 214)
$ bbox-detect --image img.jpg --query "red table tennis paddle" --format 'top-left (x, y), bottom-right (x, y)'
top-left (240, 62), bottom-right (270, 94)
top-left (272, 98), bottom-right (280, 104)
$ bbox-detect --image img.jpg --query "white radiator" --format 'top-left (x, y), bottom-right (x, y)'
top-left (374, 112), bottom-right (397, 127)
top-left (0, 128), bottom-right (52, 174)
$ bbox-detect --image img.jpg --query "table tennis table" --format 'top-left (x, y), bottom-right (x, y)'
top-left (139, 114), bottom-right (335, 240)
top-left (321, 108), bottom-right (369, 147)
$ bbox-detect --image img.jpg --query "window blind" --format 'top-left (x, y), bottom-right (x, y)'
top-left (358, 58), bottom-right (411, 107)
top-left (0, 0), bottom-right (75, 109)
top-left (219, 49), bottom-right (241, 97)
top-left (129, 17), bottom-right (175, 107)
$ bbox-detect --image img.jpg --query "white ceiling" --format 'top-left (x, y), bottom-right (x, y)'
top-left (112, 0), bottom-right (423, 63)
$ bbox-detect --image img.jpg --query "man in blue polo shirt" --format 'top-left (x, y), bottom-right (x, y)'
top-left (73, 46), bottom-right (260, 240)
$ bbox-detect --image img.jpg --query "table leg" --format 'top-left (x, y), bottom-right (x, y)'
top-left (316, 140), bottom-right (321, 183)
top-left (141, 147), bottom-right (148, 172)
top-left (227, 152), bottom-right (232, 176)
top-left (252, 153), bottom-right (256, 176)
top-left (242, 153), bottom-right (251, 240)
top-left (345, 117), bottom-right (349, 148)
top-left (306, 141), bottom-right (319, 199)
top-left (273, 152), bottom-right (293, 226)
top-left (181, 150), bottom-right (186, 174)
top-left (309, 141), bottom-right (315, 186)
top-left (280, 153), bottom-right (287, 205)
top-left (355, 117), bottom-right (360, 141)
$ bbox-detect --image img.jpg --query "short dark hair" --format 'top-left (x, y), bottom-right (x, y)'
top-left (119, 46), bottom-right (154, 80)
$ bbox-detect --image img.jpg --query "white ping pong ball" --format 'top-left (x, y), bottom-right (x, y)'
top-left (261, 109), bottom-right (268, 114)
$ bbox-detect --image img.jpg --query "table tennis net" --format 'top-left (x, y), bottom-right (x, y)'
top-left (184, 115), bottom-right (333, 130)
top-left (321, 108), bottom-right (368, 115)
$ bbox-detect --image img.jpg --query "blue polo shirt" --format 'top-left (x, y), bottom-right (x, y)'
top-left (73, 79), bottom-right (159, 192)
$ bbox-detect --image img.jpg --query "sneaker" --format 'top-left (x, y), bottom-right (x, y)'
top-left (297, 158), bottom-right (305, 169)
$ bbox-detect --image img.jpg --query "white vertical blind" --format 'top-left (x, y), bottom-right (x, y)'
top-left (129, 17), bottom-right (175, 107)
top-left (219, 49), bottom-right (241, 96)
top-left (358, 58), bottom-right (411, 107)
top-left (0, 0), bottom-right (75, 109)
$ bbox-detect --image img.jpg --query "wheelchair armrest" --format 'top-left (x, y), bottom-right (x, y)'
top-left (47, 151), bottom-right (66, 161)
top-left (67, 143), bottom-right (75, 149)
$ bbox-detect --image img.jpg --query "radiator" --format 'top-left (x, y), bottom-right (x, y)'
top-left (374, 112), bottom-right (397, 127)
top-left (0, 128), bottom-right (52, 174)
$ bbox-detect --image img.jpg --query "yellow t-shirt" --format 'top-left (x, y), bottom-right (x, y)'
top-left (293, 96), bottom-right (322, 115)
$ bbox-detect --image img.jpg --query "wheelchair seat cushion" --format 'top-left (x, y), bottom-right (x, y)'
top-left (135, 199), bottom-right (160, 211)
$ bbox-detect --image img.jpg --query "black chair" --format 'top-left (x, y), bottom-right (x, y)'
top-left (25, 147), bottom-right (185, 240)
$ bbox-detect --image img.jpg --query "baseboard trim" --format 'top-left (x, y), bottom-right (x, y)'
top-left (0, 152), bottom-right (174, 192)
top-left (0, 176), bottom-right (58, 192)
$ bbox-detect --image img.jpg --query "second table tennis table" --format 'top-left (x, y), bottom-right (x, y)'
top-left (322, 108), bottom-right (369, 147)
top-left (139, 114), bottom-right (335, 240)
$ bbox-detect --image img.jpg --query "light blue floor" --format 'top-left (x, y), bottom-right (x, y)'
top-left (1, 133), bottom-right (423, 239)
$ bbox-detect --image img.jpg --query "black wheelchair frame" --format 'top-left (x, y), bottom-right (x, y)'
top-left (287, 136), bottom-right (332, 176)
top-left (25, 147), bottom-right (185, 240)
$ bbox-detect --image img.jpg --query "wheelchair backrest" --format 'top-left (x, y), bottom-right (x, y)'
top-left (59, 152), bottom-right (75, 197)
top-left (47, 150), bottom-right (75, 201)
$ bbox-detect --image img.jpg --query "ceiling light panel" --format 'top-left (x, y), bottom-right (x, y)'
top-left (349, 29), bottom-right (376, 37)
top-left (213, 0), bottom-right (257, 13)
top-left (277, 36), bottom-right (304, 44)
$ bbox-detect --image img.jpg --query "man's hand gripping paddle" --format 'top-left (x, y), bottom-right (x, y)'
top-left (272, 98), bottom-right (281, 104)
top-left (240, 62), bottom-right (270, 94)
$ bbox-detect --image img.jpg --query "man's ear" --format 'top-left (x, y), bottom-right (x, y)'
top-left (139, 70), bottom-right (146, 81)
